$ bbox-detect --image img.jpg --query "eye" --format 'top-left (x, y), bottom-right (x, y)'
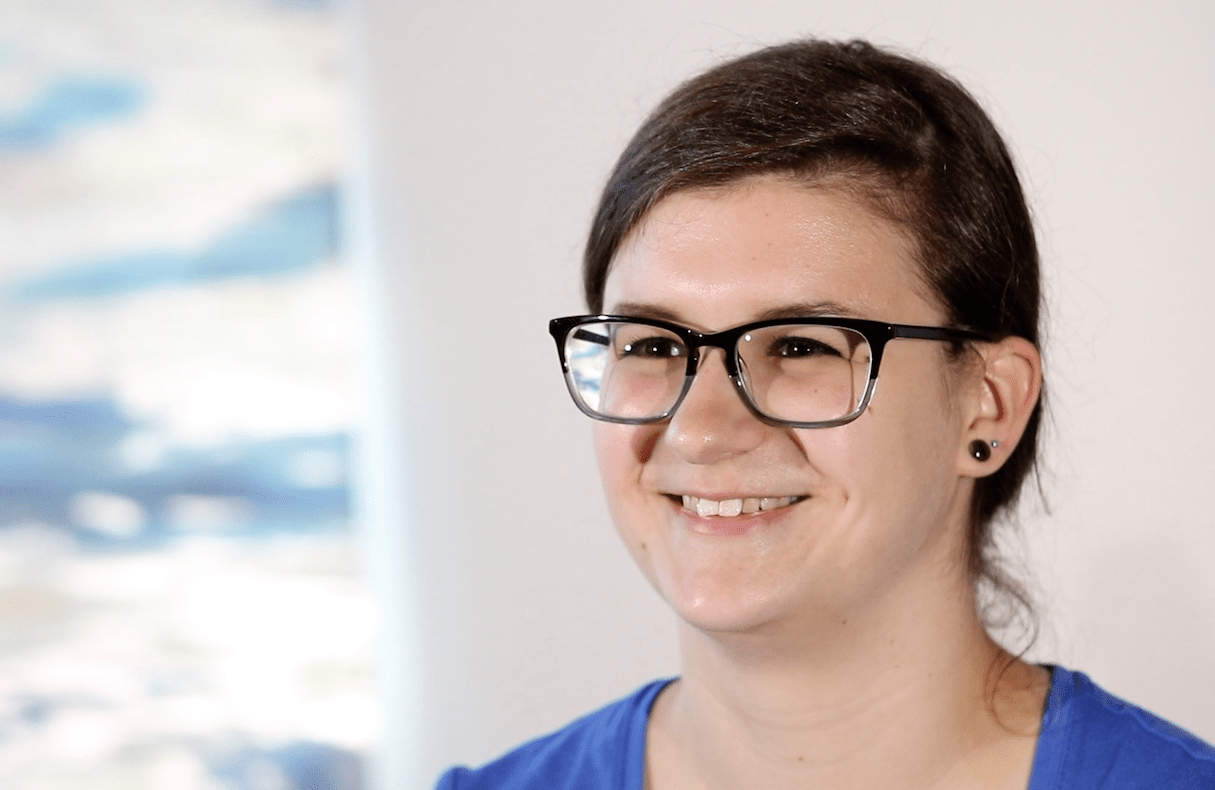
top-left (619, 336), bottom-right (685, 359)
top-left (769, 335), bottom-right (844, 358)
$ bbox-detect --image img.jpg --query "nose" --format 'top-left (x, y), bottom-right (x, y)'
top-left (665, 348), bottom-right (769, 463)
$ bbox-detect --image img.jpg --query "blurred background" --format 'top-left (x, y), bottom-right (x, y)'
top-left (3, 1), bottom-right (1214, 789)
top-left (0, 0), bottom-right (372, 788)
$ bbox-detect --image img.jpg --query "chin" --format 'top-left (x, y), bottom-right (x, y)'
top-left (677, 609), bottom-right (774, 637)
top-left (658, 575), bottom-right (792, 636)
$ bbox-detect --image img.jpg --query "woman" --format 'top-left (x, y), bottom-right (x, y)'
top-left (437, 39), bottom-right (1215, 789)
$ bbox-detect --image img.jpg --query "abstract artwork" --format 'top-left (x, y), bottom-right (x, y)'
top-left (0, 1), bottom-right (373, 787)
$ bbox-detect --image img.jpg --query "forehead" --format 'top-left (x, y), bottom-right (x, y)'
top-left (602, 177), bottom-right (940, 329)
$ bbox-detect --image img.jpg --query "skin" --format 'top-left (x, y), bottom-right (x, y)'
top-left (593, 175), bottom-right (1047, 790)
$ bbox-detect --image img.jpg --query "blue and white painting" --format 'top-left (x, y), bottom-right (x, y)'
top-left (0, 0), bottom-right (372, 787)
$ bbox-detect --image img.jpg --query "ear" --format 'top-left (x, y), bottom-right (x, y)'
top-left (958, 336), bottom-right (1042, 478)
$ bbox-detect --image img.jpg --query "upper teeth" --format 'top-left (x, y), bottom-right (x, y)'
top-left (681, 495), bottom-right (798, 518)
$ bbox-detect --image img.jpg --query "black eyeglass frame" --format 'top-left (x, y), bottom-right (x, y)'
top-left (548, 314), bottom-right (995, 429)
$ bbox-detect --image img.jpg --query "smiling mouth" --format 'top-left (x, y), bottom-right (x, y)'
top-left (676, 495), bottom-right (806, 518)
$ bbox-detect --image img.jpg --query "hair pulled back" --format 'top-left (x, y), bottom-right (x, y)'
top-left (583, 39), bottom-right (1043, 616)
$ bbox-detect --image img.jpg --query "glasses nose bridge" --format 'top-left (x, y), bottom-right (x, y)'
top-left (687, 329), bottom-right (743, 380)
top-left (671, 330), bottom-right (769, 427)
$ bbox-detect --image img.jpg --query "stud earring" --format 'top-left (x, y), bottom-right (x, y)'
top-left (969, 439), bottom-right (998, 462)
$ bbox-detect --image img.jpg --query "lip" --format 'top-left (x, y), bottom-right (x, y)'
top-left (665, 493), bottom-right (806, 537)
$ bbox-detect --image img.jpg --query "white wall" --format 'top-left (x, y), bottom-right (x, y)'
top-left (347, 2), bottom-right (1215, 786)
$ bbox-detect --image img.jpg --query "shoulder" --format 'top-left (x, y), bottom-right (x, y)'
top-left (1029, 666), bottom-right (1215, 790)
top-left (434, 678), bottom-right (674, 790)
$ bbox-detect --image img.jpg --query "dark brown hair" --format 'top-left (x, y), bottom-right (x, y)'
top-left (583, 39), bottom-right (1042, 622)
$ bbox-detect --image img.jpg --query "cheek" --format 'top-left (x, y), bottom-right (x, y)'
top-left (592, 424), bottom-right (654, 525)
top-left (797, 370), bottom-right (963, 528)
top-left (842, 382), bottom-right (968, 554)
top-left (593, 423), bottom-right (660, 485)
top-left (593, 424), bottom-right (664, 570)
top-left (863, 353), bottom-right (965, 467)
top-left (592, 423), bottom-right (628, 489)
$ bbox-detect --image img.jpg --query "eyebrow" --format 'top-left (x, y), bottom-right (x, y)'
top-left (605, 302), bottom-right (682, 322)
top-left (754, 302), bottom-right (859, 320)
top-left (606, 300), bottom-right (862, 324)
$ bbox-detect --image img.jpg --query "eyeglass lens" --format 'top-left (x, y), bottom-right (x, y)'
top-left (563, 320), bottom-right (873, 425)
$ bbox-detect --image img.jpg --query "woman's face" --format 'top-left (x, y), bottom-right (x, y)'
top-left (595, 176), bottom-right (982, 637)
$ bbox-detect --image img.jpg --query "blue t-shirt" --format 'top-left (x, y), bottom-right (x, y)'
top-left (437, 666), bottom-right (1215, 789)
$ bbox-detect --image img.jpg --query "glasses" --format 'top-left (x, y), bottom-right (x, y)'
top-left (549, 315), bottom-right (992, 429)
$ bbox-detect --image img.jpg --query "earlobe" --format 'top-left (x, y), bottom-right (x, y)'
top-left (959, 336), bottom-right (1042, 477)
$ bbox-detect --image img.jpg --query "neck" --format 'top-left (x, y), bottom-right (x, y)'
top-left (648, 569), bottom-right (1045, 790)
